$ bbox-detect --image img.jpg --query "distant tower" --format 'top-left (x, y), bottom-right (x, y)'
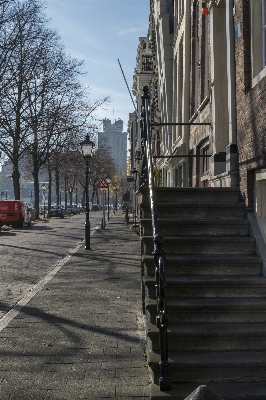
top-left (98, 118), bottom-right (127, 174)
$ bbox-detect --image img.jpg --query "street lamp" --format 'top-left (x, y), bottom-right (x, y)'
top-left (131, 168), bottom-right (138, 228)
top-left (80, 134), bottom-right (95, 250)
top-left (106, 175), bottom-right (111, 221)
top-left (41, 183), bottom-right (46, 218)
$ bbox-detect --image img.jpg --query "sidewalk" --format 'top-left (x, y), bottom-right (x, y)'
top-left (0, 214), bottom-right (150, 399)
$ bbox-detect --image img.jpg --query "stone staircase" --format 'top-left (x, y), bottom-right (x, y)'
top-left (138, 187), bottom-right (266, 400)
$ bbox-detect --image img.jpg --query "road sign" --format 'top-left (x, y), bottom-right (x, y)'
top-left (98, 178), bottom-right (109, 189)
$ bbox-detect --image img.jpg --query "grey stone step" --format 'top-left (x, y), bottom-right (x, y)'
top-left (138, 187), bottom-right (241, 204)
top-left (144, 276), bottom-right (266, 299)
top-left (147, 323), bottom-right (266, 352)
top-left (149, 382), bottom-right (266, 400)
top-left (140, 218), bottom-right (250, 236)
top-left (146, 298), bottom-right (266, 323)
top-left (142, 254), bottom-right (262, 276)
top-left (148, 350), bottom-right (266, 383)
top-left (142, 236), bottom-right (256, 255)
top-left (140, 203), bottom-right (246, 219)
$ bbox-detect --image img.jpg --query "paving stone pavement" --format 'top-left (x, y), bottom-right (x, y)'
top-left (0, 214), bottom-right (151, 399)
top-left (0, 213), bottom-right (102, 319)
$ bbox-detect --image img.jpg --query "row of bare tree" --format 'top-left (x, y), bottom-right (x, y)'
top-left (0, 0), bottom-right (120, 218)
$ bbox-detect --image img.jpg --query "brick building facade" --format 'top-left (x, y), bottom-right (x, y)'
top-left (131, 0), bottom-right (266, 221)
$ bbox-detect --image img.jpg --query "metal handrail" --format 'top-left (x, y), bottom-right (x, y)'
top-left (141, 85), bottom-right (171, 391)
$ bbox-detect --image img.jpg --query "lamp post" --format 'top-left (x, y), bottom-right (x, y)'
top-left (106, 175), bottom-right (111, 221)
top-left (41, 183), bottom-right (46, 218)
top-left (131, 168), bottom-right (138, 228)
top-left (80, 135), bottom-right (95, 250)
top-left (112, 185), bottom-right (118, 214)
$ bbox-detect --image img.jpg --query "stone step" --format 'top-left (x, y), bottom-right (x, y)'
top-left (140, 218), bottom-right (250, 236)
top-left (142, 236), bottom-right (256, 255)
top-left (145, 298), bottom-right (266, 323)
top-left (148, 350), bottom-right (266, 384)
top-left (140, 203), bottom-right (246, 219)
top-left (144, 276), bottom-right (266, 299)
top-left (142, 254), bottom-right (262, 276)
top-left (147, 323), bottom-right (266, 352)
top-left (149, 382), bottom-right (266, 400)
top-left (138, 187), bottom-right (241, 204)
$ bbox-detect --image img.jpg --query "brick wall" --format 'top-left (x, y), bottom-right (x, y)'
top-left (235, 0), bottom-right (266, 211)
top-left (189, 0), bottom-right (213, 187)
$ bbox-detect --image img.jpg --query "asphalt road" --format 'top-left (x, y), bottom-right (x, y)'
top-left (0, 212), bottom-right (103, 320)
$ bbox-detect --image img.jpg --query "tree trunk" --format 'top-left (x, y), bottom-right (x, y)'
top-left (12, 156), bottom-right (20, 200)
top-left (48, 166), bottom-right (52, 217)
top-left (64, 175), bottom-right (67, 210)
top-left (33, 172), bottom-right (39, 220)
top-left (55, 162), bottom-right (60, 206)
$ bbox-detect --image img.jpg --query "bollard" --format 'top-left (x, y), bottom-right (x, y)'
top-left (101, 218), bottom-right (105, 230)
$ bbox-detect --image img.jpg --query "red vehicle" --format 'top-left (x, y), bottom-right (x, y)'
top-left (0, 200), bottom-right (31, 228)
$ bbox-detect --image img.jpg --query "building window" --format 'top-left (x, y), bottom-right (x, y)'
top-left (251, 0), bottom-right (266, 84)
top-left (174, 165), bottom-right (183, 187)
top-left (202, 145), bottom-right (209, 174)
top-left (177, 40), bottom-right (183, 137)
top-left (191, 1), bottom-right (199, 114)
top-left (201, 8), bottom-right (209, 101)
top-left (142, 55), bottom-right (153, 71)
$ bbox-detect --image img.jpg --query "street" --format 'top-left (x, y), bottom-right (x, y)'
top-left (0, 212), bottom-right (103, 320)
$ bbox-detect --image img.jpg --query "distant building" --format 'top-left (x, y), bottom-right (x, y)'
top-left (98, 118), bottom-right (127, 174)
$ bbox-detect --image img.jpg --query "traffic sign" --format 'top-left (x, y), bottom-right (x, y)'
top-left (98, 178), bottom-right (109, 189)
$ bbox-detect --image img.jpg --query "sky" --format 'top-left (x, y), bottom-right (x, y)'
top-left (44, 0), bottom-right (150, 134)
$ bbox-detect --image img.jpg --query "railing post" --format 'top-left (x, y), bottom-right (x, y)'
top-left (141, 85), bottom-right (171, 391)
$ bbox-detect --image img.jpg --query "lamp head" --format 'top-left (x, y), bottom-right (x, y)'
top-left (80, 135), bottom-right (95, 158)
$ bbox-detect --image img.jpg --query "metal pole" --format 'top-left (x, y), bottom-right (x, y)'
top-left (134, 179), bottom-right (136, 227)
top-left (103, 191), bottom-right (106, 229)
top-left (85, 158), bottom-right (91, 250)
top-left (65, 178), bottom-right (67, 211)
top-left (115, 191), bottom-right (117, 212)
top-left (107, 186), bottom-right (110, 221)
top-left (43, 191), bottom-right (45, 218)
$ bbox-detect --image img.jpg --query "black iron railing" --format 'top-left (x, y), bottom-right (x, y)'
top-left (141, 85), bottom-right (171, 391)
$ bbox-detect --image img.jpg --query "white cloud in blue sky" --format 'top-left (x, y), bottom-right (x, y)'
top-left (44, 0), bottom-right (150, 132)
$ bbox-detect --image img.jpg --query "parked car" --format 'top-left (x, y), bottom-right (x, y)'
top-left (72, 204), bottom-right (81, 214)
top-left (0, 200), bottom-right (29, 228)
top-left (67, 205), bottom-right (77, 215)
top-left (49, 206), bottom-right (64, 218)
top-left (91, 204), bottom-right (100, 211)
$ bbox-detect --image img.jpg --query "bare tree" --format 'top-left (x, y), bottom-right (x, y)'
top-left (0, 0), bottom-right (110, 220)
top-left (0, 0), bottom-right (49, 199)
